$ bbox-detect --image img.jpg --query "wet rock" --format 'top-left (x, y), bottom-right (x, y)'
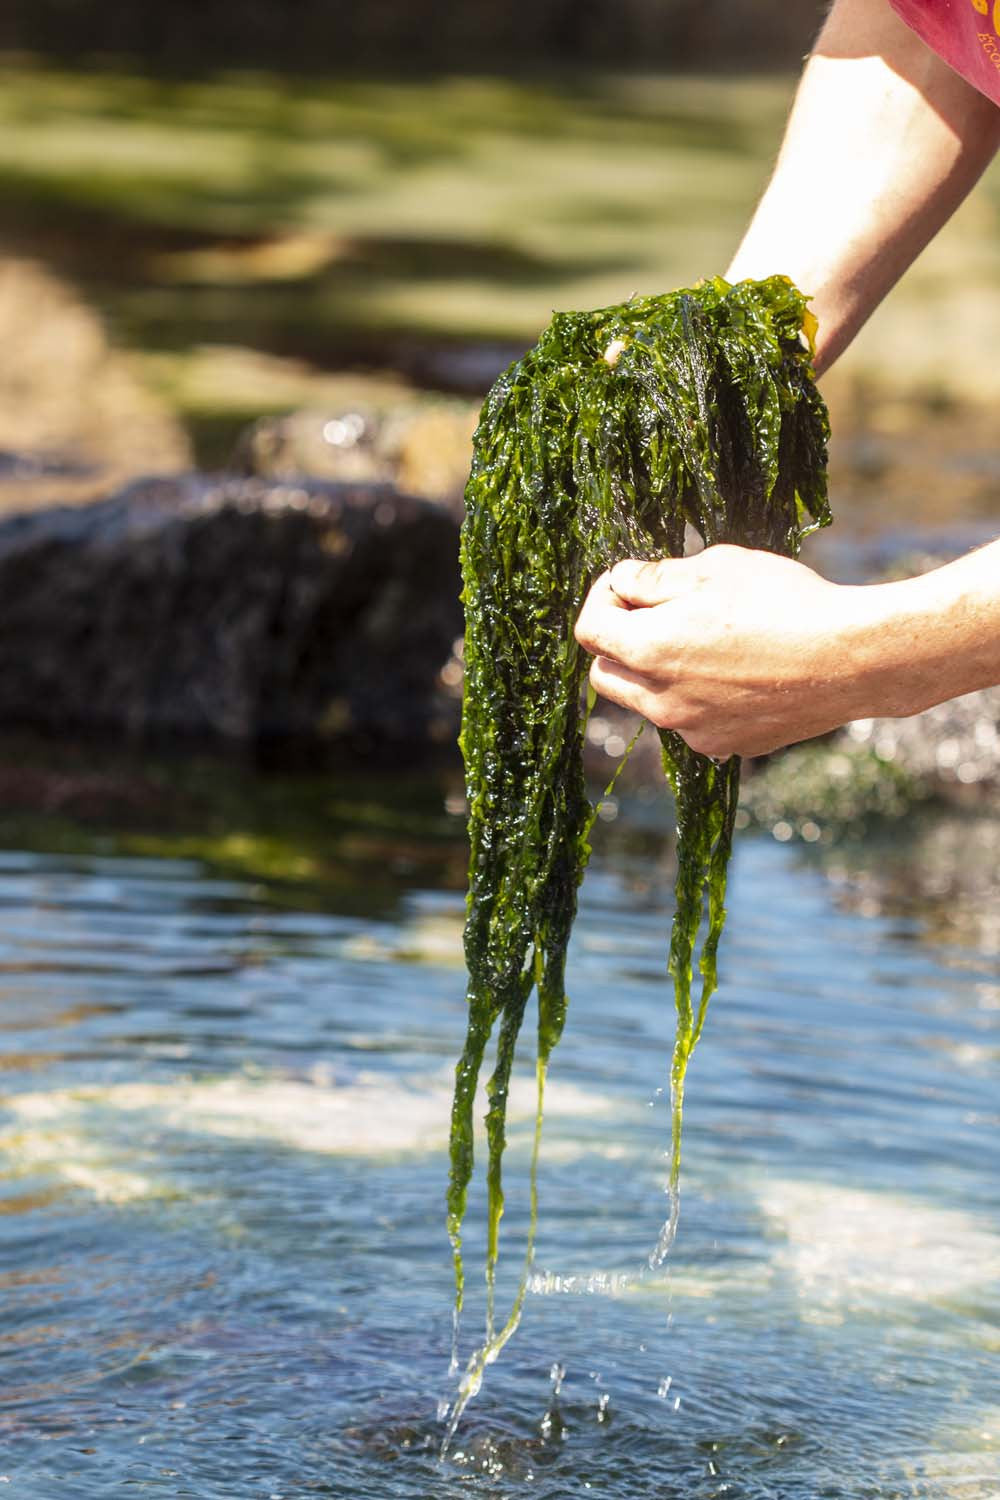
top-left (743, 543), bottom-right (1000, 841)
top-left (741, 686), bottom-right (1000, 846)
top-left (0, 475), bottom-right (462, 757)
top-left (739, 741), bottom-right (931, 844)
top-left (841, 689), bottom-right (1000, 795)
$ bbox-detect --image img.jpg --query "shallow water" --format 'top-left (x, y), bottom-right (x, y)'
top-left (1, 791), bottom-right (999, 1499)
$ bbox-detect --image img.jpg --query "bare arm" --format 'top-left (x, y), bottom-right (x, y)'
top-left (575, 0), bottom-right (1000, 756)
top-left (726, 0), bottom-right (1000, 373)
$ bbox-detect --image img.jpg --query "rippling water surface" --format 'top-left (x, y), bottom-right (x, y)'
top-left (1, 779), bottom-right (998, 1499)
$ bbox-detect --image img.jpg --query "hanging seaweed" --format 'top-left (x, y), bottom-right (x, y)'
top-left (446, 275), bottom-right (830, 1421)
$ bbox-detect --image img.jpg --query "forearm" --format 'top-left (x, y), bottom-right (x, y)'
top-left (837, 538), bottom-right (1000, 721)
top-left (725, 0), bottom-right (1000, 373)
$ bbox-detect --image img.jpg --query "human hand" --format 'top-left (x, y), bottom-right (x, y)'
top-left (574, 545), bottom-right (881, 759)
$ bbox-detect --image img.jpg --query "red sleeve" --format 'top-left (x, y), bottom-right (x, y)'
top-left (887, 0), bottom-right (1000, 104)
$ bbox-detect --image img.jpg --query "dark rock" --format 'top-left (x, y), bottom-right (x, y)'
top-left (0, 475), bottom-right (463, 758)
top-left (399, 341), bottom-right (522, 396)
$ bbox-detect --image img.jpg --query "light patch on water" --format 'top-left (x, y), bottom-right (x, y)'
top-left (909, 1402), bottom-right (1000, 1498)
top-left (757, 1179), bottom-right (1000, 1307)
top-left (900, 1450), bottom-right (1000, 1500)
top-left (341, 911), bottom-right (465, 967)
top-left (533, 1139), bottom-right (634, 1164)
top-left (2, 1068), bottom-right (614, 1171)
top-left (59, 1159), bottom-right (164, 1203)
top-left (942, 1411), bottom-right (1000, 1448)
top-left (4, 1126), bottom-right (173, 1203)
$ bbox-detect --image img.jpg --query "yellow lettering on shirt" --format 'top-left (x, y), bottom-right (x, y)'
top-left (977, 29), bottom-right (1000, 65)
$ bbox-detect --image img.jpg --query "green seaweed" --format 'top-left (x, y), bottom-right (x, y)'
top-left (446, 275), bottom-right (830, 1421)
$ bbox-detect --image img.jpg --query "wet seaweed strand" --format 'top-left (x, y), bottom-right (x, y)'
top-left (446, 276), bottom-right (830, 1421)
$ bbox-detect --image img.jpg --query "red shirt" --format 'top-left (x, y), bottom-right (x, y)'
top-left (887, 0), bottom-right (1000, 105)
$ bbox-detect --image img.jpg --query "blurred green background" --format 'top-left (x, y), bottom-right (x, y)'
top-left (2, 1), bottom-right (1000, 517)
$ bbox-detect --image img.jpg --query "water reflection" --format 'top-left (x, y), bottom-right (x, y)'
top-left (0, 780), bottom-right (996, 1496)
top-left (814, 811), bottom-right (1000, 952)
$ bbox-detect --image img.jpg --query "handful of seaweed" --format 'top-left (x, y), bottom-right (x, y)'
top-left (447, 276), bottom-right (830, 1410)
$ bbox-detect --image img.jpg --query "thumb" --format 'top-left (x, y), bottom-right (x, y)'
top-left (609, 555), bottom-right (700, 608)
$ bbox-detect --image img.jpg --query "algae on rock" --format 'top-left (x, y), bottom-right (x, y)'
top-left (447, 275), bottom-right (830, 1408)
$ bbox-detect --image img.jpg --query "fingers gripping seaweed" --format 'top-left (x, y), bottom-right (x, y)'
top-left (447, 276), bottom-right (830, 1419)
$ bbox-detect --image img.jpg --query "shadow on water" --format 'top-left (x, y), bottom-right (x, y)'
top-left (0, 735), bottom-right (682, 922)
top-left (0, 733), bottom-right (470, 921)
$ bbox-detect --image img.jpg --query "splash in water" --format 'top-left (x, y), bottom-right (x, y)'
top-left (446, 276), bottom-right (830, 1434)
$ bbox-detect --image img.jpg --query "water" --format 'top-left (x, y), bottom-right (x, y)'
top-left (1, 783), bottom-right (999, 1498)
